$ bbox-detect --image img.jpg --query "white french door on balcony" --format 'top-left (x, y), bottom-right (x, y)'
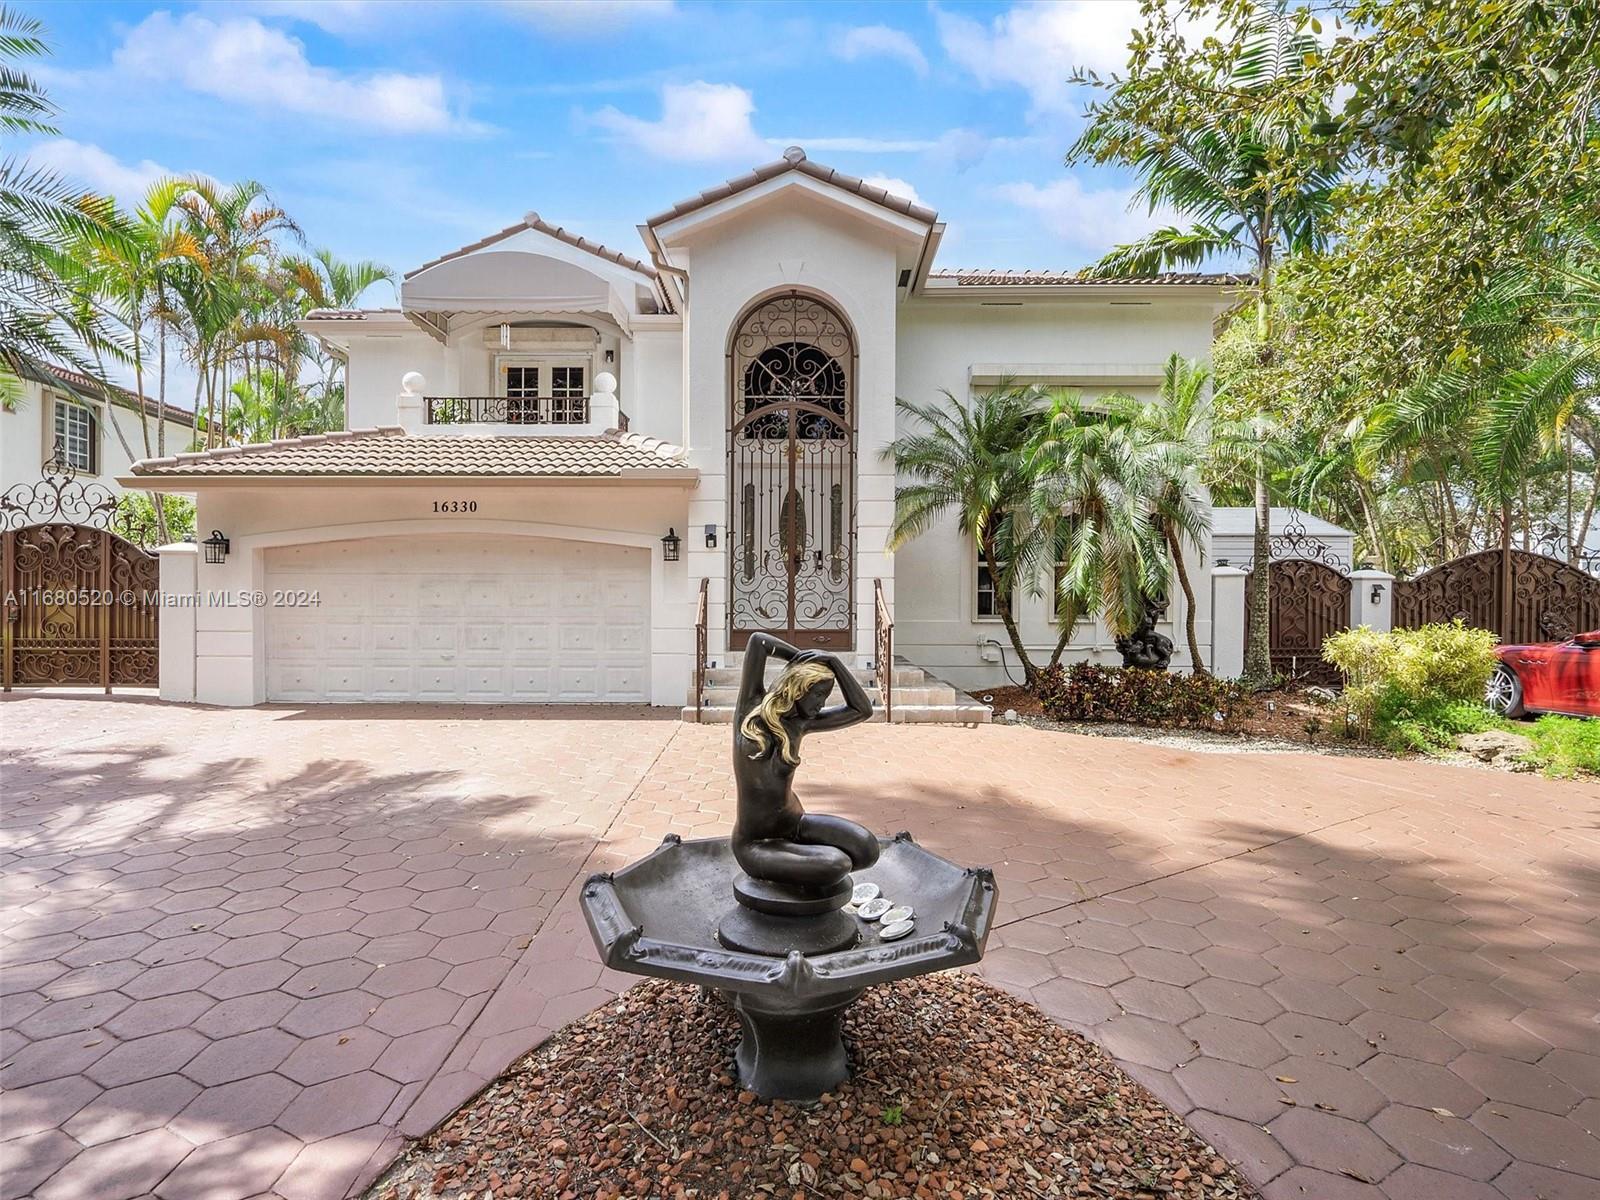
top-left (498, 358), bottom-right (589, 424)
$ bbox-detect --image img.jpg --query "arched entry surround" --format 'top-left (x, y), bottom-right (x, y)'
top-left (726, 290), bottom-right (857, 650)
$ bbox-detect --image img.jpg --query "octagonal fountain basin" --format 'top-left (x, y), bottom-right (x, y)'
top-left (580, 831), bottom-right (997, 1100)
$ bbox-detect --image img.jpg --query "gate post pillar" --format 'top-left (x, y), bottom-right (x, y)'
top-left (1349, 569), bottom-right (1395, 632)
top-left (1210, 565), bottom-right (1248, 679)
top-left (157, 543), bottom-right (198, 703)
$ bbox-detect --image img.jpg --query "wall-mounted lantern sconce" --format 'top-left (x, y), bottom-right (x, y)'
top-left (1216, 557), bottom-right (1230, 568)
top-left (604, 348), bottom-right (615, 364)
top-left (661, 528), bottom-right (681, 562)
top-left (1370, 583), bottom-right (1385, 606)
top-left (202, 530), bottom-right (230, 565)
top-left (704, 524), bottom-right (718, 549)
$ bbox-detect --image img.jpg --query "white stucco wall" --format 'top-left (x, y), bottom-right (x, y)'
top-left (184, 483), bottom-right (694, 707)
top-left (1, 378), bottom-right (194, 495)
top-left (661, 190), bottom-right (908, 667)
top-left (892, 296), bottom-right (1221, 689)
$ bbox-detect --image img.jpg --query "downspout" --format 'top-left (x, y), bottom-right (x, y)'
top-left (639, 224), bottom-right (691, 451)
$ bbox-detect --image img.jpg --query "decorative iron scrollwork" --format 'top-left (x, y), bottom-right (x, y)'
top-left (728, 293), bottom-right (855, 648)
top-left (0, 439), bottom-right (118, 531)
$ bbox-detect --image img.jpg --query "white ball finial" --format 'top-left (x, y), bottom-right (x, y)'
top-left (401, 371), bottom-right (427, 396)
top-left (593, 371), bottom-right (617, 395)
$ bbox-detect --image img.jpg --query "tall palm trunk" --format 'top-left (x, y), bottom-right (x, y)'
top-left (1165, 528), bottom-right (1205, 674)
top-left (1244, 459), bottom-right (1273, 685)
top-left (982, 531), bottom-right (1037, 686)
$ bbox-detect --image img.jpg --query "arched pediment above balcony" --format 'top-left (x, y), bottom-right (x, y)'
top-left (401, 249), bottom-right (640, 336)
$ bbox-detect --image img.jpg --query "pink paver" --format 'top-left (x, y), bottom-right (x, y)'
top-left (2, 695), bottom-right (1596, 1199)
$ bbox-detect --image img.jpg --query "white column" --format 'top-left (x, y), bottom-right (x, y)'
top-left (396, 371), bottom-right (426, 432)
top-left (1210, 565), bottom-right (1248, 679)
top-left (1349, 569), bottom-right (1396, 632)
top-left (157, 542), bottom-right (197, 703)
top-left (590, 371), bottom-right (620, 430)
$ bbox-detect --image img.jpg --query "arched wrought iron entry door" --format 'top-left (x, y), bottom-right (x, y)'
top-left (728, 293), bottom-right (856, 650)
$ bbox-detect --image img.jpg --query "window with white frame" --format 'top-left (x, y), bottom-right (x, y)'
top-left (497, 358), bottom-right (589, 423)
top-left (975, 510), bottom-right (1011, 620)
top-left (54, 399), bottom-right (96, 473)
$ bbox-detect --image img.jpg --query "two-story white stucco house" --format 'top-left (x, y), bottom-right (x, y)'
top-left (3, 360), bottom-right (194, 499)
top-left (126, 149), bottom-right (1240, 715)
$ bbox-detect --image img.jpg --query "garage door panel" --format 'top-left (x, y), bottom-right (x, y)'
top-left (266, 534), bottom-right (649, 703)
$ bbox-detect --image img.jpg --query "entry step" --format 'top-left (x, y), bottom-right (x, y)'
top-left (683, 657), bottom-right (991, 726)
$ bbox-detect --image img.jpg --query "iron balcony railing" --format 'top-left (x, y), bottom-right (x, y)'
top-left (873, 578), bottom-right (893, 721)
top-left (694, 577), bottom-right (709, 721)
top-left (425, 396), bottom-right (589, 425)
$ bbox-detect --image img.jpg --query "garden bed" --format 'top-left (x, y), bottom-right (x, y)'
top-left (367, 973), bottom-right (1254, 1200)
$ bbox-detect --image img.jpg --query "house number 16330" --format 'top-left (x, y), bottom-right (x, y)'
top-left (433, 500), bottom-right (478, 513)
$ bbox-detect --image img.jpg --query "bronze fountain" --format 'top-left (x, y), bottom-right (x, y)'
top-left (581, 635), bottom-right (997, 1100)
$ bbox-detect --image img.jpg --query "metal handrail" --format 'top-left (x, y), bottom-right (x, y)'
top-left (873, 578), bottom-right (893, 722)
top-left (425, 396), bottom-right (589, 424)
top-left (694, 577), bottom-right (709, 721)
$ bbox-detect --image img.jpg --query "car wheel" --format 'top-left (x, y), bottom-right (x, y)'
top-left (1485, 664), bottom-right (1526, 718)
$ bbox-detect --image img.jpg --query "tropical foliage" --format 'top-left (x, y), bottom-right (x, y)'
top-left (888, 355), bottom-right (1238, 683)
top-left (1077, 0), bottom-right (1599, 589)
top-left (0, 3), bottom-right (393, 500)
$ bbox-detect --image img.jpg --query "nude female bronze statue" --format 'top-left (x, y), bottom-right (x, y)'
top-left (718, 633), bottom-right (880, 953)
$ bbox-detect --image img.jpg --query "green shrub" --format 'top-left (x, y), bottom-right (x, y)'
top-left (1370, 693), bottom-right (1509, 754)
top-left (1033, 663), bottom-right (1253, 729)
top-left (1324, 621), bottom-right (1500, 741)
top-left (1525, 716), bottom-right (1600, 778)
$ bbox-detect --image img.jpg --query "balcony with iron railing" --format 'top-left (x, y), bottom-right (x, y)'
top-left (397, 370), bottom-right (626, 437)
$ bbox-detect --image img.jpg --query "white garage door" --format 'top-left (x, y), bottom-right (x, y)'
top-left (265, 534), bottom-right (649, 702)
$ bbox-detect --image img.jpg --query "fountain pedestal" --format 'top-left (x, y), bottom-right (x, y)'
top-left (580, 833), bottom-right (997, 1101)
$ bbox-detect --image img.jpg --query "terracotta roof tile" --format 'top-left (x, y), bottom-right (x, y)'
top-left (17, 357), bottom-right (195, 425)
top-left (928, 269), bottom-right (1250, 286)
top-left (404, 215), bottom-right (656, 281)
top-left (129, 427), bottom-right (692, 479)
top-left (647, 146), bottom-right (939, 228)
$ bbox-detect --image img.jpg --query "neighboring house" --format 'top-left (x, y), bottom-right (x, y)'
top-left (1211, 507), bottom-right (1356, 570)
top-left (125, 147), bottom-right (1239, 708)
top-left (2, 360), bottom-right (194, 498)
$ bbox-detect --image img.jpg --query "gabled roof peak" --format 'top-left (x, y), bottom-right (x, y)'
top-left (647, 146), bottom-right (938, 229)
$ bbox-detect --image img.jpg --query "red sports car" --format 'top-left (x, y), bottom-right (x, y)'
top-left (1485, 630), bottom-right (1600, 718)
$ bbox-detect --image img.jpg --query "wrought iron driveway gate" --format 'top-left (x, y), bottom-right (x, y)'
top-left (1, 447), bottom-right (160, 691)
top-left (1395, 548), bottom-right (1600, 643)
top-left (1248, 558), bottom-right (1351, 685)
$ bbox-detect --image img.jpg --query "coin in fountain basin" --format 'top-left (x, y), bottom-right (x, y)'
top-left (851, 882), bottom-right (880, 904)
top-left (879, 918), bottom-right (916, 940)
top-left (880, 905), bottom-right (913, 925)
top-left (856, 897), bottom-right (892, 921)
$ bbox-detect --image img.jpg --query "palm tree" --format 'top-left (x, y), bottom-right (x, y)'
top-left (0, 5), bottom-right (126, 381)
top-left (1130, 357), bottom-right (1239, 672)
top-left (1363, 222), bottom-right (1600, 564)
top-left (1026, 390), bottom-right (1171, 649)
top-left (886, 386), bottom-right (1056, 684)
top-left (1071, 5), bottom-right (1341, 686)
top-left (281, 248), bottom-right (394, 430)
top-left (168, 179), bottom-right (299, 445)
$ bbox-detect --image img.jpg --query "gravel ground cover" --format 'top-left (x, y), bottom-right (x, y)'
top-left (368, 972), bottom-right (1255, 1200)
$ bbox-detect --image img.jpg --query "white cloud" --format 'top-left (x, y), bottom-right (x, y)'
top-left (27, 139), bottom-right (174, 207)
top-left (937, 1), bottom-right (1143, 114)
top-left (238, 1), bottom-right (382, 35)
top-left (771, 136), bottom-right (937, 153)
top-left (590, 82), bottom-right (766, 163)
top-left (834, 25), bottom-right (929, 77)
top-left (112, 12), bottom-right (466, 134)
top-left (996, 177), bottom-right (1178, 258)
top-left (497, 0), bottom-right (676, 34)
top-left (862, 175), bottom-right (922, 206)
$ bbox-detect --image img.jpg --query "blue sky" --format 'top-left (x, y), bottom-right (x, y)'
top-left (24, 0), bottom-right (1177, 303)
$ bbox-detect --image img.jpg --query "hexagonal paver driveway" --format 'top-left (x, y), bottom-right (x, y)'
top-left (4, 696), bottom-right (1597, 1200)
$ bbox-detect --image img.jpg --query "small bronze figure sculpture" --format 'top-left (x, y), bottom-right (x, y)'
top-left (1116, 594), bottom-right (1175, 671)
top-left (720, 633), bottom-right (880, 955)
